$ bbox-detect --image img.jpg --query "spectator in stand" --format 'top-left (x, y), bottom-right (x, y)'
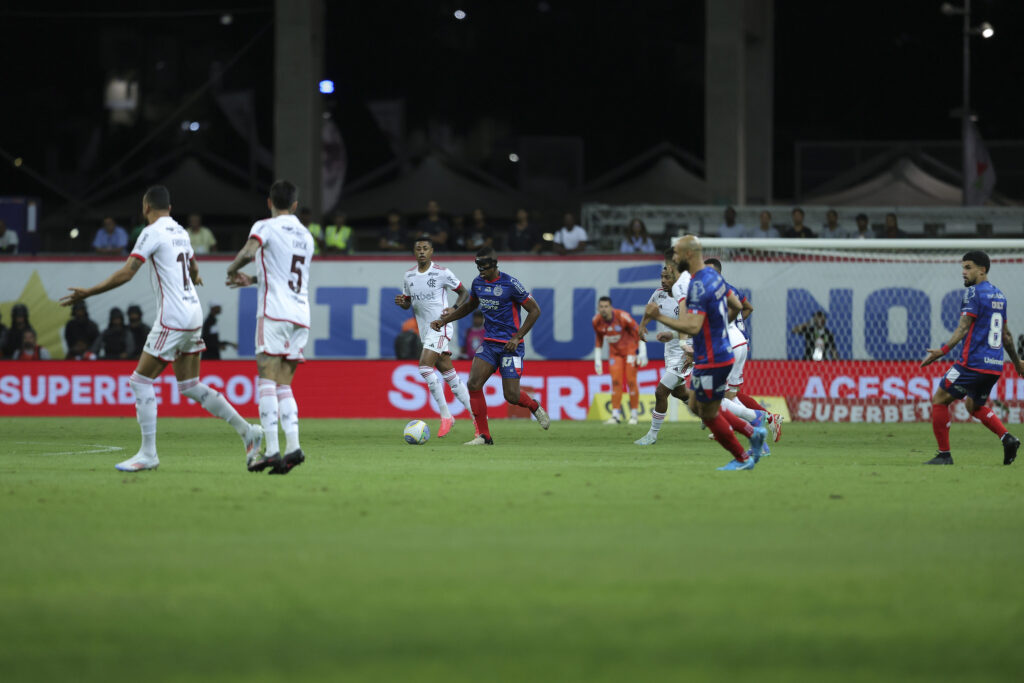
top-left (126, 304), bottom-right (149, 360)
top-left (92, 216), bottom-right (129, 255)
top-left (323, 211), bottom-right (354, 254)
top-left (64, 300), bottom-right (100, 360)
top-left (202, 302), bottom-right (236, 360)
top-left (128, 215), bottom-right (146, 250)
top-left (752, 210), bottom-right (780, 238)
top-left (394, 316), bottom-right (422, 360)
top-left (791, 311), bottom-right (838, 361)
top-left (507, 208), bottom-right (541, 253)
top-left (12, 329), bottom-right (49, 360)
top-left (462, 311), bottom-right (487, 360)
top-left (187, 213), bottom-right (217, 254)
top-left (882, 213), bottom-right (906, 238)
top-left (416, 199), bottom-right (450, 250)
top-left (554, 212), bottom-right (588, 255)
top-left (820, 209), bottom-right (850, 239)
top-left (92, 307), bottom-right (134, 360)
top-left (466, 209), bottom-right (494, 252)
top-left (0, 219), bottom-right (19, 254)
top-left (853, 213), bottom-right (874, 239)
top-left (448, 214), bottom-right (468, 251)
top-left (298, 206), bottom-right (326, 254)
top-left (1, 304), bottom-right (34, 358)
top-left (717, 206), bottom-right (747, 238)
top-left (378, 210), bottom-right (408, 252)
top-left (784, 208), bottom-right (817, 238)
top-left (620, 218), bottom-right (655, 253)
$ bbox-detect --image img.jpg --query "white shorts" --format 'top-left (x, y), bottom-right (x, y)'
top-left (256, 317), bottom-right (308, 361)
top-left (727, 343), bottom-right (748, 389)
top-left (421, 323), bottom-right (454, 355)
top-left (143, 323), bottom-right (205, 362)
top-left (660, 350), bottom-right (693, 390)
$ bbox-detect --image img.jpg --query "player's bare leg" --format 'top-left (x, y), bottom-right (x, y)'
top-left (116, 352), bottom-right (168, 472)
top-left (606, 357), bottom-right (625, 424)
top-left (625, 359), bottom-right (640, 424)
top-left (502, 376), bottom-right (549, 430)
top-left (464, 357), bottom-right (496, 444)
top-left (636, 380), bottom-right (688, 446)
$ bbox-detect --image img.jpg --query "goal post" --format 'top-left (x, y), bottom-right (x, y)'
top-left (692, 238), bottom-right (1024, 424)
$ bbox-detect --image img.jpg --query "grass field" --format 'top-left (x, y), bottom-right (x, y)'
top-left (1, 415), bottom-right (1022, 682)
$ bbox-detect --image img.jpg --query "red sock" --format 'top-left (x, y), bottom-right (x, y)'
top-left (705, 413), bottom-right (747, 460)
top-left (972, 405), bottom-right (1008, 439)
top-left (738, 391), bottom-right (766, 412)
top-left (470, 390), bottom-right (490, 438)
top-left (931, 403), bottom-right (951, 452)
top-left (721, 409), bottom-right (755, 437)
top-left (516, 390), bottom-right (538, 413)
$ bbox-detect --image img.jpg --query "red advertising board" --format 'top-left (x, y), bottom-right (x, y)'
top-left (3, 360), bottom-right (1024, 422)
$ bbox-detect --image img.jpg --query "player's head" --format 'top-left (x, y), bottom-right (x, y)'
top-left (142, 185), bottom-right (171, 219)
top-left (660, 262), bottom-right (677, 291)
top-left (961, 250), bottom-right (990, 286)
top-left (413, 236), bottom-right (433, 263)
top-left (704, 257), bottom-right (723, 274)
top-left (598, 296), bottom-right (613, 320)
top-left (474, 247), bottom-right (498, 277)
top-left (672, 234), bottom-right (702, 272)
top-left (268, 180), bottom-right (299, 214)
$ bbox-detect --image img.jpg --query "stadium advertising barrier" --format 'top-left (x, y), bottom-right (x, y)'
top-left (5, 254), bottom-right (1022, 362)
top-left (4, 360), bottom-right (1024, 423)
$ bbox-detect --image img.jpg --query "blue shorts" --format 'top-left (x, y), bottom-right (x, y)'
top-left (940, 363), bottom-right (999, 406)
top-left (689, 364), bottom-right (733, 403)
top-left (474, 340), bottom-right (525, 379)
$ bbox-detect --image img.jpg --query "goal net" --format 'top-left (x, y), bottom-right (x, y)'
top-left (697, 238), bottom-right (1024, 425)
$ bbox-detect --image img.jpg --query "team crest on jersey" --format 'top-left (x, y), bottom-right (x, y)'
top-left (427, 277), bottom-right (437, 288)
top-left (690, 280), bottom-right (705, 299)
top-left (493, 285), bottom-right (503, 296)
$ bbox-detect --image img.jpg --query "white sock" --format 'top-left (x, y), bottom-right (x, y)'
top-left (420, 366), bottom-right (450, 418)
top-left (612, 408), bottom-right (622, 419)
top-left (650, 410), bottom-right (666, 435)
top-left (441, 369), bottom-right (472, 416)
top-left (630, 408), bottom-right (638, 419)
top-left (130, 372), bottom-right (157, 455)
top-left (179, 378), bottom-right (249, 438)
top-left (277, 385), bottom-right (300, 453)
top-left (723, 397), bottom-right (756, 423)
top-left (258, 378), bottom-right (280, 455)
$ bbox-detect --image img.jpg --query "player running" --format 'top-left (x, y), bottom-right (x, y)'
top-left (921, 250), bottom-right (1024, 465)
top-left (703, 258), bottom-right (781, 449)
top-left (394, 237), bottom-right (474, 437)
top-left (430, 247), bottom-right (549, 445)
top-left (226, 180), bottom-right (314, 475)
top-left (644, 235), bottom-right (766, 470)
top-left (634, 256), bottom-right (691, 445)
top-left (593, 296), bottom-right (647, 424)
top-left (60, 185), bottom-right (263, 472)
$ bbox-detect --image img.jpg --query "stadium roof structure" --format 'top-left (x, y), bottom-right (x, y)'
top-left (580, 142), bottom-right (707, 205)
top-left (338, 153), bottom-right (532, 220)
top-left (43, 156), bottom-right (266, 228)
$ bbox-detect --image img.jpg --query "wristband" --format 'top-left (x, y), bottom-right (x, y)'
top-left (940, 344), bottom-right (950, 355)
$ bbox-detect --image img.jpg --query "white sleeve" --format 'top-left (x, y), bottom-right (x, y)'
top-left (249, 221), bottom-right (269, 246)
top-left (130, 228), bottom-right (156, 261)
top-left (444, 268), bottom-right (461, 290)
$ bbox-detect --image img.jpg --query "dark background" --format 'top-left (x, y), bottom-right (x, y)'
top-left (1, 0), bottom-right (1022, 213)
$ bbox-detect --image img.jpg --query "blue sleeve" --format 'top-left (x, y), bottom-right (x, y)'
top-left (509, 277), bottom-right (531, 303)
top-left (960, 287), bottom-right (979, 318)
top-left (686, 278), bottom-right (707, 314)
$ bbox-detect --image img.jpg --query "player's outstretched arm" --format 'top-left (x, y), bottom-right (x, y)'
top-left (226, 238), bottom-right (260, 278)
top-left (644, 301), bottom-right (702, 336)
top-left (922, 314), bottom-right (972, 367)
top-left (394, 293), bottom-right (412, 309)
top-left (504, 297), bottom-right (542, 351)
top-left (431, 296), bottom-right (479, 331)
top-left (1002, 325), bottom-right (1024, 378)
top-left (60, 256), bottom-right (142, 306)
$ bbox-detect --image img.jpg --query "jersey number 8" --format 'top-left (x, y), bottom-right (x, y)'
top-left (988, 311), bottom-right (1004, 349)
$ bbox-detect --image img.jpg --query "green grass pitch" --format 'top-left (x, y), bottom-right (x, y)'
top-left (1, 416), bottom-right (1022, 682)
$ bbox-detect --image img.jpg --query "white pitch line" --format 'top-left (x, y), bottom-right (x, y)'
top-left (35, 444), bottom-right (126, 457)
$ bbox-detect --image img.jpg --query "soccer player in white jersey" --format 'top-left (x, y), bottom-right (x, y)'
top-left (634, 252), bottom-right (693, 445)
top-left (226, 180), bottom-right (314, 475)
top-left (704, 258), bottom-right (782, 448)
top-left (394, 237), bottom-right (474, 437)
top-left (60, 185), bottom-right (263, 472)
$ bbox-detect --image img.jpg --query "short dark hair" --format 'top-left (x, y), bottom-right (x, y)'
top-left (143, 185), bottom-right (171, 210)
top-left (475, 246), bottom-right (496, 260)
top-left (663, 247), bottom-right (676, 261)
top-left (598, 296), bottom-right (612, 304)
top-left (704, 257), bottom-right (723, 272)
top-left (792, 206), bottom-right (804, 216)
top-left (413, 235), bottom-right (432, 247)
top-left (269, 180), bottom-right (298, 210)
top-left (962, 250), bottom-right (991, 273)
top-left (855, 213), bottom-right (868, 222)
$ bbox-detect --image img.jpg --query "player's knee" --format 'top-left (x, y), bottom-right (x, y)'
top-left (178, 378), bottom-right (212, 402)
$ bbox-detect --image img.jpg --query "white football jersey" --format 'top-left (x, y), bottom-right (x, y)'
top-left (647, 286), bottom-right (683, 362)
top-left (403, 262), bottom-right (462, 337)
top-left (670, 271), bottom-right (692, 353)
top-left (249, 214), bottom-right (315, 327)
top-left (131, 216), bottom-right (202, 330)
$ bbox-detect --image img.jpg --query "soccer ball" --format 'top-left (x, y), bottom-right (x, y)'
top-left (403, 419), bottom-right (430, 445)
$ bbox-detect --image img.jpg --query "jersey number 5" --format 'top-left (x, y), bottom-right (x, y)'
top-left (289, 254), bottom-right (306, 293)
